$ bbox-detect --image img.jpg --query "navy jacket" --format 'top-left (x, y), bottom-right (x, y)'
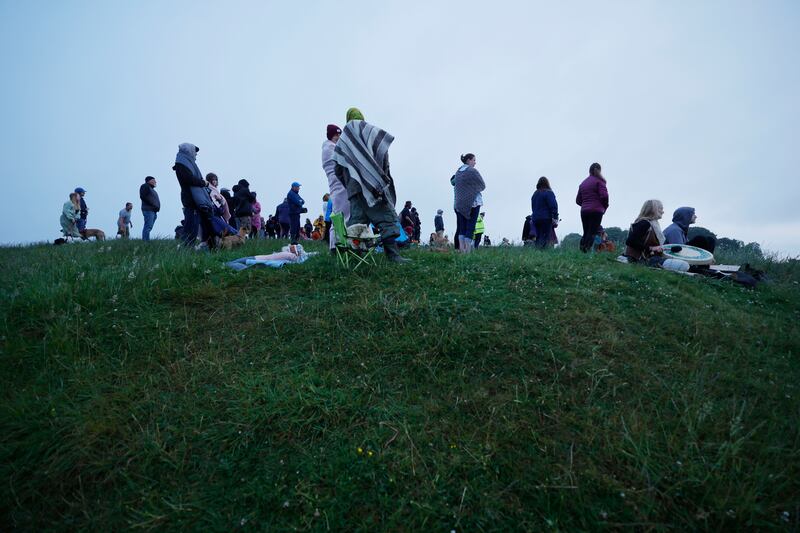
top-left (275, 201), bottom-right (290, 224)
top-left (434, 215), bottom-right (444, 232)
top-left (531, 189), bottom-right (559, 222)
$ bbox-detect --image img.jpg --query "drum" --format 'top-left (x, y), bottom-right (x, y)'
top-left (660, 244), bottom-right (714, 265)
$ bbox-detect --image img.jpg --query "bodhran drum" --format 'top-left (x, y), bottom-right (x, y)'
top-left (660, 244), bottom-right (714, 265)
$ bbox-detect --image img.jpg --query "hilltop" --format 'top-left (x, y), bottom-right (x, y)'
top-left (1, 240), bottom-right (798, 530)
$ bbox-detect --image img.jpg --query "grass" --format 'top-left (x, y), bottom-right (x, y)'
top-left (1, 239), bottom-right (799, 530)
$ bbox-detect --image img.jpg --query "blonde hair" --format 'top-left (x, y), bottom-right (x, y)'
top-left (634, 199), bottom-right (663, 222)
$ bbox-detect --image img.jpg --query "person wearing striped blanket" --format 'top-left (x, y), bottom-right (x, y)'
top-left (332, 107), bottom-right (410, 263)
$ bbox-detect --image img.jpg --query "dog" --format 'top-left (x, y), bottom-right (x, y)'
top-left (220, 227), bottom-right (248, 250)
top-left (429, 231), bottom-right (452, 251)
top-left (82, 228), bottom-right (106, 241)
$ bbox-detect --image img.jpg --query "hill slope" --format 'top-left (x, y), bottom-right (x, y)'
top-left (1, 240), bottom-right (799, 530)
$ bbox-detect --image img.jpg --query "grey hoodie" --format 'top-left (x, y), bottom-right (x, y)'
top-left (663, 207), bottom-right (695, 244)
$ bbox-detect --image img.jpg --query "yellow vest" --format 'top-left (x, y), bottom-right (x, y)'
top-left (474, 215), bottom-right (485, 235)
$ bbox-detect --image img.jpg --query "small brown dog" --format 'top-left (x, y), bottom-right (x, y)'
top-left (82, 228), bottom-right (106, 241)
top-left (220, 227), bottom-right (248, 250)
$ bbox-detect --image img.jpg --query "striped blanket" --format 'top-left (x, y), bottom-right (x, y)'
top-left (333, 120), bottom-right (396, 208)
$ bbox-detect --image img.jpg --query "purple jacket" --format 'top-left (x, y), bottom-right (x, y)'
top-left (575, 175), bottom-right (609, 213)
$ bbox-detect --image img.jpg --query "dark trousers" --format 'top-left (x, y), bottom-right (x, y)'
top-left (279, 223), bottom-right (290, 238)
top-left (289, 215), bottom-right (301, 243)
top-left (182, 207), bottom-right (199, 245)
top-left (345, 179), bottom-right (400, 241)
top-left (473, 233), bottom-right (483, 248)
top-left (454, 210), bottom-right (462, 249)
top-left (324, 220), bottom-right (332, 242)
top-left (580, 211), bottom-right (604, 252)
top-left (534, 219), bottom-right (553, 249)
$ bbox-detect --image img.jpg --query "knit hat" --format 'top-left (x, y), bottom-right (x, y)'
top-left (326, 124), bottom-right (342, 140)
top-left (144, 176), bottom-right (155, 183)
top-left (346, 107), bottom-right (364, 122)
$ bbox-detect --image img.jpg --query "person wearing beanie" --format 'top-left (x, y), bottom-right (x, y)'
top-left (286, 181), bottom-right (305, 244)
top-left (321, 123), bottom-right (347, 250)
top-left (346, 107), bottom-right (364, 122)
top-left (333, 107), bottom-right (409, 263)
top-left (434, 209), bottom-right (445, 237)
top-left (139, 176), bottom-right (160, 241)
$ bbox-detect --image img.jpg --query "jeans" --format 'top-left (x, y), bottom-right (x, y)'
top-left (454, 210), bottom-right (462, 249)
top-left (142, 210), bottom-right (157, 241)
top-left (534, 218), bottom-right (553, 249)
top-left (580, 211), bottom-right (604, 252)
top-left (182, 207), bottom-right (199, 245)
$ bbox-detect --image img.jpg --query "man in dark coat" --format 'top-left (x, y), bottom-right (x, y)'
top-left (233, 179), bottom-right (255, 233)
top-left (286, 182), bottom-right (305, 244)
top-left (139, 176), bottom-right (160, 241)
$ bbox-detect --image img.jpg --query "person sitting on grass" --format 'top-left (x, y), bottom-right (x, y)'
top-left (623, 199), bottom-right (688, 271)
top-left (663, 206), bottom-right (716, 252)
top-left (60, 192), bottom-right (82, 239)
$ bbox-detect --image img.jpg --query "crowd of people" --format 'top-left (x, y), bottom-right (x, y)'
top-left (56, 106), bottom-right (717, 270)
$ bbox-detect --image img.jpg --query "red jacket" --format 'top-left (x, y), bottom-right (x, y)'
top-left (576, 175), bottom-right (609, 213)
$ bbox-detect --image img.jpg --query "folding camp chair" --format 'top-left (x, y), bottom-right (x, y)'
top-left (330, 212), bottom-right (381, 270)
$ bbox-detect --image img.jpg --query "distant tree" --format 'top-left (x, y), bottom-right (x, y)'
top-left (717, 237), bottom-right (744, 251)
top-left (687, 226), bottom-right (717, 240)
top-left (742, 242), bottom-right (763, 259)
top-left (604, 226), bottom-right (628, 244)
top-left (560, 233), bottom-right (581, 249)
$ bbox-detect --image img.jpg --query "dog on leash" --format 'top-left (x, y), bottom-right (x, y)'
top-left (82, 228), bottom-right (106, 241)
top-left (221, 227), bottom-right (248, 250)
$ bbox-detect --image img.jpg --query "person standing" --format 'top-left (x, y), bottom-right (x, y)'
top-left (576, 162), bottom-right (609, 253)
top-left (250, 192), bottom-right (262, 239)
top-left (322, 124), bottom-right (345, 249)
top-left (332, 107), bottom-right (408, 263)
top-left (531, 177), bottom-right (559, 249)
top-left (233, 179), bottom-right (255, 234)
top-left (287, 182), bottom-right (305, 244)
top-left (434, 209), bottom-right (444, 237)
top-left (173, 142), bottom-right (208, 245)
top-left (139, 176), bottom-right (160, 241)
top-left (453, 153), bottom-right (485, 253)
top-left (74, 187), bottom-right (88, 234)
top-left (323, 193), bottom-right (333, 242)
top-left (117, 202), bottom-right (133, 239)
top-left (411, 207), bottom-right (421, 242)
top-left (60, 192), bottom-right (82, 239)
top-left (276, 198), bottom-right (291, 238)
top-left (473, 212), bottom-right (485, 248)
top-left (400, 201), bottom-right (414, 235)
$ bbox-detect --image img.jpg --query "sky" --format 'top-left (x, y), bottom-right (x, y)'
top-left (1, 0), bottom-right (798, 255)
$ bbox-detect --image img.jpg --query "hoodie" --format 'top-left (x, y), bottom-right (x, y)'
top-left (663, 206), bottom-right (695, 245)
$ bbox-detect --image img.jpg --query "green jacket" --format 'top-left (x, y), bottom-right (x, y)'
top-left (474, 215), bottom-right (485, 236)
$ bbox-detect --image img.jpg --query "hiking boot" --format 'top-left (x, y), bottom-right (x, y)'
top-left (384, 241), bottom-right (411, 263)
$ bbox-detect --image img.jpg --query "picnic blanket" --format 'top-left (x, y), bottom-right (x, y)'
top-left (225, 244), bottom-right (318, 271)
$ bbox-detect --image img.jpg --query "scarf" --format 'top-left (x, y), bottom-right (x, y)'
top-left (453, 166), bottom-right (486, 218)
top-left (175, 143), bottom-right (203, 181)
top-left (635, 217), bottom-right (666, 245)
top-left (332, 120), bottom-right (396, 208)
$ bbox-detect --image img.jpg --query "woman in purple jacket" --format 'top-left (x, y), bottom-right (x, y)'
top-left (575, 162), bottom-right (609, 252)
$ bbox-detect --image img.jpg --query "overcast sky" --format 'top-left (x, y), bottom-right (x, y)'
top-left (2, 0), bottom-right (798, 254)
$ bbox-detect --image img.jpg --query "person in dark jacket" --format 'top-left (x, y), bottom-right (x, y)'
top-left (275, 199), bottom-right (291, 238)
top-left (663, 206), bottom-right (716, 252)
top-left (531, 176), bottom-right (559, 249)
top-left (139, 176), bottom-right (160, 241)
top-left (287, 181), bottom-right (305, 244)
top-left (576, 162), bottom-right (609, 253)
top-left (434, 209), bottom-right (444, 237)
top-left (74, 187), bottom-right (89, 234)
top-left (172, 142), bottom-right (209, 245)
top-left (400, 201), bottom-right (414, 233)
top-left (233, 179), bottom-right (255, 233)
top-left (411, 207), bottom-right (421, 242)
top-left (304, 218), bottom-right (313, 238)
top-left (522, 215), bottom-right (534, 245)
top-left (265, 215), bottom-right (278, 238)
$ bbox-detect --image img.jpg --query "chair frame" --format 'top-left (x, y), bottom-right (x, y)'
top-left (330, 213), bottom-right (381, 270)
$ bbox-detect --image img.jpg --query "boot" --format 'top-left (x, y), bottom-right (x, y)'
top-left (384, 241), bottom-right (411, 263)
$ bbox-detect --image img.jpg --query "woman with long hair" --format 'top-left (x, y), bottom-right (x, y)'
top-left (531, 176), bottom-right (559, 249)
top-left (452, 153), bottom-right (485, 253)
top-left (60, 192), bottom-right (82, 238)
top-left (576, 162), bottom-right (609, 252)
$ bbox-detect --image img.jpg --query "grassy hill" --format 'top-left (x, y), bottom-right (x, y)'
top-left (1, 240), bottom-right (798, 530)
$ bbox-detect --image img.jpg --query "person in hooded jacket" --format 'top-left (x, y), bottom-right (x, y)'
top-left (173, 142), bottom-right (210, 245)
top-left (287, 182), bottom-right (305, 244)
top-left (234, 179), bottom-right (255, 233)
top-left (663, 206), bottom-right (716, 252)
top-left (276, 199), bottom-right (291, 238)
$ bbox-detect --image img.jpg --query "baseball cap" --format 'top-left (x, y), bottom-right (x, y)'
top-left (291, 181), bottom-right (301, 187)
